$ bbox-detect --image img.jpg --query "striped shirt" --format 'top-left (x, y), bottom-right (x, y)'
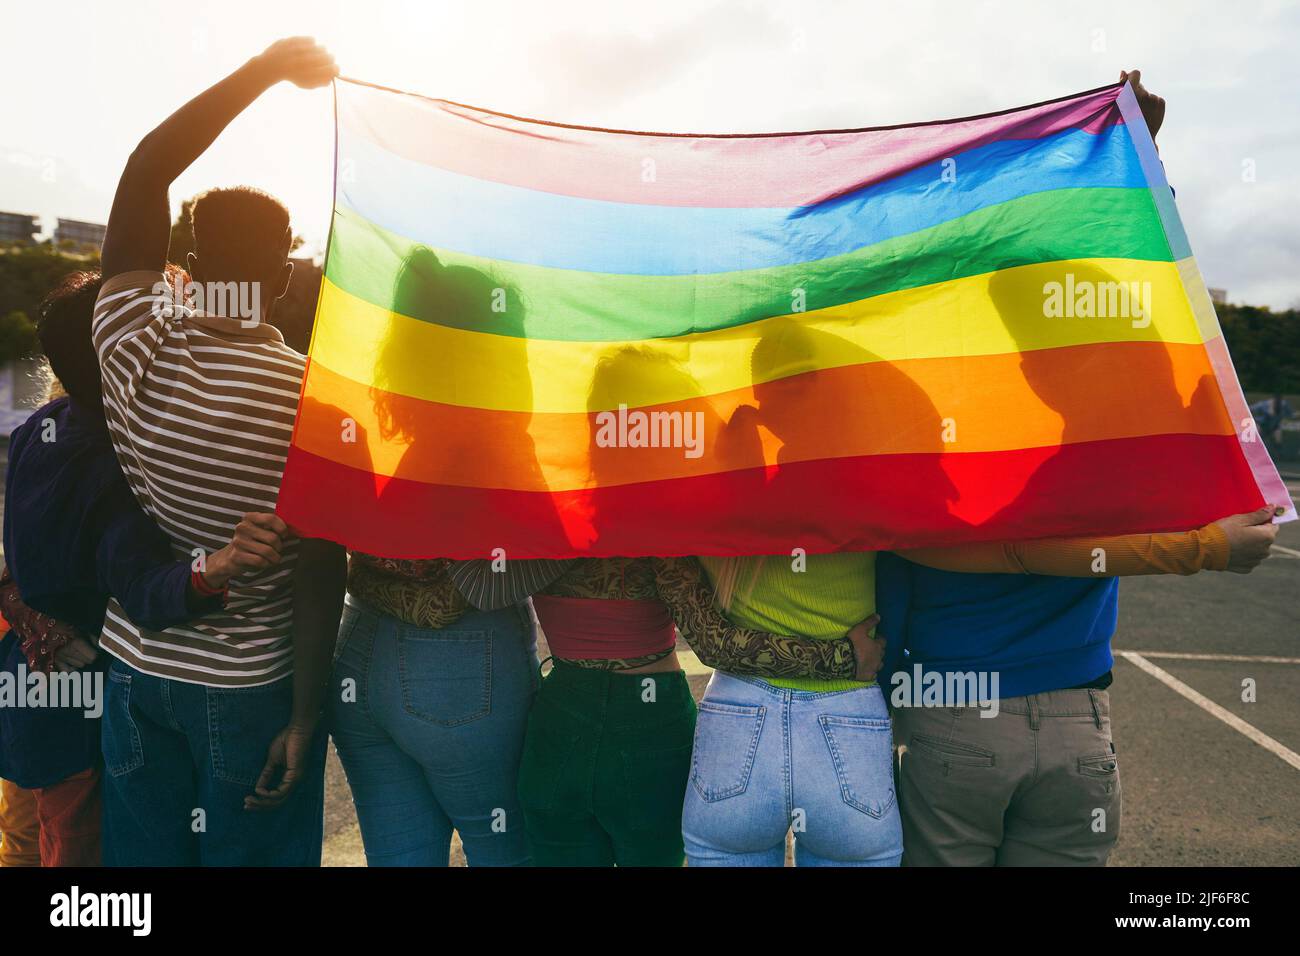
top-left (92, 271), bottom-right (306, 686)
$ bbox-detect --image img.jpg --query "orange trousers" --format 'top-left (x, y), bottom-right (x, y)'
top-left (0, 768), bottom-right (101, 866)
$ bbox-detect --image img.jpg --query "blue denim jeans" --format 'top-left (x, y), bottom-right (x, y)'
top-left (100, 658), bottom-right (327, 866)
top-left (328, 598), bottom-right (539, 866)
top-left (682, 672), bottom-right (902, 867)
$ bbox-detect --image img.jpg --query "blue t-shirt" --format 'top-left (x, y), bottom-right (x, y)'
top-left (876, 551), bottom-right (1117, 705)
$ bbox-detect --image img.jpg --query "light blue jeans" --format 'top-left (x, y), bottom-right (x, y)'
top-left (328, 597), bottom-right (539, 866)
top-left (682, 672), bottom-right (902, 867)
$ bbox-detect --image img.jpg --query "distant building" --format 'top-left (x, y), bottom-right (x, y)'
top-left (0, 357), bottom-right (49, 434)
top-left (1208, 287), bottom-right (1228, 305)
top-left (54, 217), bottom-right (106, 249)
top-left (0, 211), bottom-right (40, 244)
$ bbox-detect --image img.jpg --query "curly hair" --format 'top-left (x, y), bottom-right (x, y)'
top-left (38, 263), bottom-right (189, 412)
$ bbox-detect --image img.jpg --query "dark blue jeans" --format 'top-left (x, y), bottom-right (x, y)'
top-left (328, 599), bottom-right (538, 866)
top-left (100, 658), bottom-right (326, 866)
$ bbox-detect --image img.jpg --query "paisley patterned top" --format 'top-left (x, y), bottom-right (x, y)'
top-left (346, 554), bottom-right (468, 629)
top-left (346, 552), bottom-right (858, 681)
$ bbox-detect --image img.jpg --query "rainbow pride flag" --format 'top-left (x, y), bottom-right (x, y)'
top-left (278, 78), bottom-right (1294, 558)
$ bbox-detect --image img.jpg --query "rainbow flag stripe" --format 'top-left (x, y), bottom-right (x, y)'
top-left (278, 79), bottom-right (1294, 558)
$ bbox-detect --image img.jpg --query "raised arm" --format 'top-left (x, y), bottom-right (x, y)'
top-left (651, 557), bottom-right (882, 681)
top-left (898, 507), bottom-right (1281, 577)
top-left (100, 37), bottom-right (336, 278)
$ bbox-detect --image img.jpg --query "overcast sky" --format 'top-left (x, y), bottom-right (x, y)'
top-left (3, 0), bottom-right (1297, 307)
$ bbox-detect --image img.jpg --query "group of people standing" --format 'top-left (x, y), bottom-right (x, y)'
top-left (0, 40), bottom-right (1282, 868)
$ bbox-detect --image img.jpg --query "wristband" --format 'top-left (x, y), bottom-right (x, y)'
top-left (191, 568), bottom-right (227, 599)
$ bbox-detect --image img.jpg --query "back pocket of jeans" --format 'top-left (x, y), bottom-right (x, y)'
top-left (102, 668), bottom-right (144, 778)
top-left (398, 629), bottom-right (490, 726)
top-left (819, 714), bottom-right (897, 818)
top-left (207, 681), bottom-right (292, 787)
top-left (689, 701), bottom-right (765, 803)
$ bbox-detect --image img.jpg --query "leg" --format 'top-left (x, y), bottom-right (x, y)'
top-left (184, 675), bottom-right (326, 867)
top-left (100, 660), bottom-right (200, 866)
top-left (401, 607), bottom-right (538, 867)
top-left (792, 685), bottom-right (902, 867)
top-left (521, 809), bottom-right (616, 866)
top-left (331, 603), bottom-right (454, 866)
top-left (997, 689), bottom-right (1121, 866)
top-left (335, 735), bottom-right (453, 866)
top-left (894, 702), bottom-right (1024, 867)
top-left (33, 767), bottom-right (102, 866)
top-left (596, 670), bottom-right (696, 867)
top-left (681, 672), bottom-right (788, 867)
top-left (517, 666), bottom-right (607, 866)
top-left (0, 778), bottom-right (40, 867)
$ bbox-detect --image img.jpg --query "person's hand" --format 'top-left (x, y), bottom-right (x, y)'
top-left (1119, 69), bottom-right (1165, 142)
top-left (253, 37), bottom-right (338, 89)
top-left (204, 512), bottom-right (291, 588)
top-left (245, 722), bottom-right (316, 811)
top-left (52, 634), bottom-right (99, 672)
top-left (1214, 505), bottom-right (1282, 573)
top-left (846, 614), bottom-right (886, 681)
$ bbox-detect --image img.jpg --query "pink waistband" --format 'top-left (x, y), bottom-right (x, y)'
top-left (532, 595), bottom-right (676, 660)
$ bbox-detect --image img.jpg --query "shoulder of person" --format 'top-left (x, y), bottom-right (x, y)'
top-left (97, 269), bottom-right (171, 302)
top-left (7, 396), bottom-right (71, 460)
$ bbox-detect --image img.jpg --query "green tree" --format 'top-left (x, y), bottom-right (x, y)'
top-left (0, 242), bottom-right (100, 340)
top-left (1219, 304), bottom-right (1300, 395)
top-left (0, 310), bottom-right (40, 364)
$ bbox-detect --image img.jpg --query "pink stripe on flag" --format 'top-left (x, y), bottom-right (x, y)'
top-left (336, 80), bottom-right (1125, 208)
top-left (1115, 81), bottom-right (1295, 522)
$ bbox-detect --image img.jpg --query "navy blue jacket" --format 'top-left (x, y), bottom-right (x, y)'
top-left (1, 397), bottom-right (216, 787)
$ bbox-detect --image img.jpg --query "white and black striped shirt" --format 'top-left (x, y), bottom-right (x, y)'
top-left (92, 271), bottom-right (305, 686)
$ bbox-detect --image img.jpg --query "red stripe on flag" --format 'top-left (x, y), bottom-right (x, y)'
top-left (278, 433), bottom-right (1260, 559)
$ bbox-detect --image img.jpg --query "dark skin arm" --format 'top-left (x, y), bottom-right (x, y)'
top-left (245, 535), bottom-right (346, 811)
top-left (96, 36), bottom-right (339, 810)
top-left (1120, 69), bottom-right (1165, 143)
top-left (100, 37), bottom-right (336, 279)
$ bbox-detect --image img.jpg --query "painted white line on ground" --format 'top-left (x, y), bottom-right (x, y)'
top-left (1113, 649), bottom-right (1300, 665)
top-left (1119, 651), bottom-right (1300, 772)
top-left (1271, 543), bottom-right (1300, 558)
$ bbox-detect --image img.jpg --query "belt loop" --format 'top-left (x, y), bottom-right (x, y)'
top-left (1027, 694), bottom-right (1040, 731)
top-left (1089, 689), bottom-right (1103, 728)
